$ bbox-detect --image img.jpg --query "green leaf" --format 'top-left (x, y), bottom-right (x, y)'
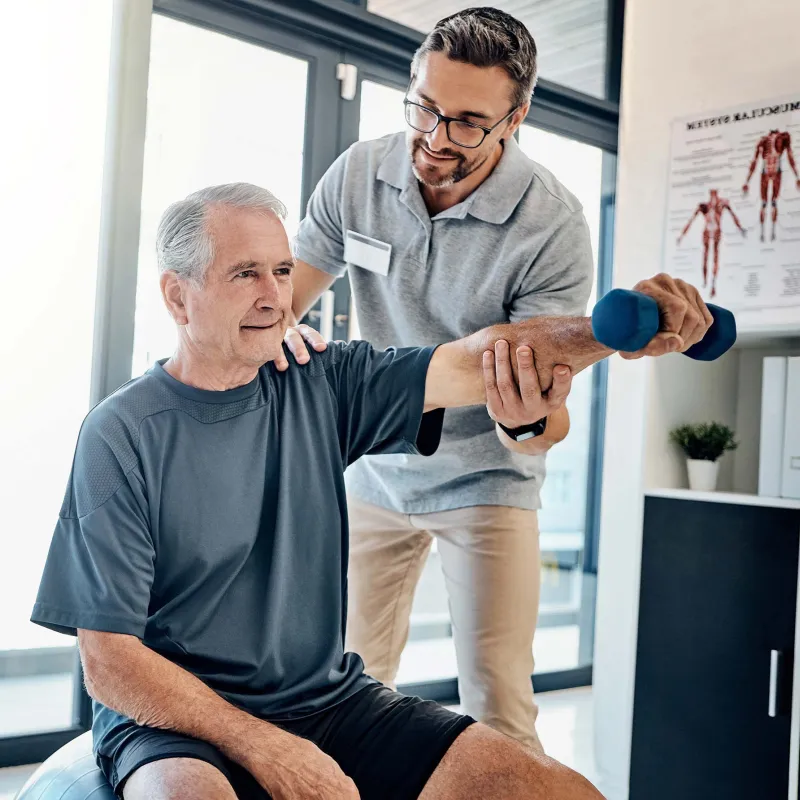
top-left (669, 422), bottom-right (738, 461)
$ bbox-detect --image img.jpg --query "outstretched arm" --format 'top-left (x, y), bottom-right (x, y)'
top-left (743, 141), bottom-right (762, 191)
top-left (678, 207), bottom-right (701, 242)
top-left (424, 274), bottom-right (713, 412)
top-left (786, 135), bottom-right (800, 184)
top-left (725, 203), bottom-right (746, 234)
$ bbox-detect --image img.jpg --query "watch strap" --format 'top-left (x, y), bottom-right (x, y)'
top-left (498, 416), bottom-right (548, 442)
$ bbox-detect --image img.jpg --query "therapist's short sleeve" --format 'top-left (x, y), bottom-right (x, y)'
top-left (294, 149), bottom-right (350, 278)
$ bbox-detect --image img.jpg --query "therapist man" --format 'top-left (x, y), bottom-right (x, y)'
top-left (283, 7), bottom-right (592, 752)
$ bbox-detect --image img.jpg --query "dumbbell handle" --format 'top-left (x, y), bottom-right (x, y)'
top-left (591, 289), bottom-right (737, 361)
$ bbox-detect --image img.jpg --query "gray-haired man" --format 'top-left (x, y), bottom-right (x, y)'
top-left (285, 7), bottom-right (592, 751)
top-left (32, 181), bottom-right (708, 798)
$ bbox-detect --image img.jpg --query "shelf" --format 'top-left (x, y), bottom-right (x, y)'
top-left (646, 488), bottom-right (800, 510)
top-left (734, 328), bottom-right (800, 349)
top-left (729, 308), bottom-right (800, 348)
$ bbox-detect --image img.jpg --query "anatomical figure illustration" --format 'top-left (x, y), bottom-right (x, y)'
top-left (742, 129), bottom-right (800, 242)
top-left (677, 189), bottom-right (746, 298)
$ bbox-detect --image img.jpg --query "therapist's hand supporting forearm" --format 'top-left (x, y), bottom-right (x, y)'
top-left (485, 340), bottom-right (571, 455)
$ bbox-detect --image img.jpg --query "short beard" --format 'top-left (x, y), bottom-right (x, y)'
top-left (409, 138), bottom-right (476, 188)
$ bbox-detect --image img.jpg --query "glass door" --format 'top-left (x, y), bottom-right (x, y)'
top-left (131, 13), bottom-right (320, 376)
top-left (516, 126), bottom-right (609, 675)
top-left (332, 59), bottom-right (459, 689)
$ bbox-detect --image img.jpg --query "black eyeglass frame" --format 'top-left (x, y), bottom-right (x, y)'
top-left (402, 97), bottom-right (519, 149)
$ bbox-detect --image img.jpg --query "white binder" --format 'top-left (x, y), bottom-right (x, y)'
top-left (781, 357), bottom-right (800, 500)
top-left (760, 357), bottom-right (787, 497)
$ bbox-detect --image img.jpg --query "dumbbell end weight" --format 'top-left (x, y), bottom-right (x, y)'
top-left (591, 288), bottom-right (737, 361)
top-left (591, 289), bottom-right (659, 353)
top-left (684, 304), bottom-right (737, 361)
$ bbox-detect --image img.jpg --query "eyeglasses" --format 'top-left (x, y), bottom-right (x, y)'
top-left (403, 98), bottom-right (518, 149)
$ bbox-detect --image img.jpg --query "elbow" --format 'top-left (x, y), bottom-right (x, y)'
top-left (78, 631), bottom-right (109, 704)
top-left (77, 630), bottom-right (135, 706)
top-left (546, 408), bottom-right (571, 448)
top-left (79, 653), bottom-right (105, 707)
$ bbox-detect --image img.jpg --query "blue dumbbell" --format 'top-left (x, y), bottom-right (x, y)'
top-left (591, 288), bottom-right (737, 361)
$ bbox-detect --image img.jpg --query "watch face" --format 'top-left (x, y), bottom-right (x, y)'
top-left (503, 417), bottom-right (547, 441)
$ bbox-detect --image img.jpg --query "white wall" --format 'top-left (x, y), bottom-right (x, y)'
top-left (592, 0), bottom-right (800, 796)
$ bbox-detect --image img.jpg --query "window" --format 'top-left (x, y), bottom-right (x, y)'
top-left (131, 15), bottom-right (309, 376)
top-left (0, 0), bottom-right (112, 738)
top-left (366, 0), bottom-right (609, 99)
top-left (518, 125), bottom-right (605, 671)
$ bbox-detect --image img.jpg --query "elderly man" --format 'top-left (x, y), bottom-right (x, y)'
top-left (32, 183), bottom-right (709, 800)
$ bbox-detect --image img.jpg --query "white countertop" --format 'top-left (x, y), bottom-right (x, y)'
top-left (645, 488), bottom-right (800, 510)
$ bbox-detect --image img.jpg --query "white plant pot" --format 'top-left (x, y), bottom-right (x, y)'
top-left (687, 458), bottom-right (719, 492)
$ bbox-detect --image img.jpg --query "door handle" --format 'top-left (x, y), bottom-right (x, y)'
top-left (768, 649), bottom-right (794, 718)
top-left (769, 650), bottom-right (780, 718)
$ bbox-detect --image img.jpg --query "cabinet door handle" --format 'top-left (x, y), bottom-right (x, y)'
top-left (769, 649), bottom-right (781, 718)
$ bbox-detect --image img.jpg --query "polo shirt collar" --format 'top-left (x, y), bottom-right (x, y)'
top-left (376, 134), bottom-right (535, 226)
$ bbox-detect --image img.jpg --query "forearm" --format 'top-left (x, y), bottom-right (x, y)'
top-left (681, 210), bottom-right (698, 237)
top-left (291, 260), bottom-right (337, 321)
top-left (426, 316), bottom-right (612, 411)
top-left (79, 632), bottom-right (291, 774)
top-left (496, 405), bottom-right (570, 455)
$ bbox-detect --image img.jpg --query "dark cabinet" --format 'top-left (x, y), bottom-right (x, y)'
top-left (630, 495), bottom-right (800, 799)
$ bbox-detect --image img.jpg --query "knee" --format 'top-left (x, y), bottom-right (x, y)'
top-left (122, 758), bottom-right (238, 800)
top-left (531, 754), bottom-right (605, 799)
top-left (473, 727), bottom-right (604, 799)
top-left (496, 747), bottom-right (604, 800)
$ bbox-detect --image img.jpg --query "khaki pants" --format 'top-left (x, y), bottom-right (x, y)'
top-left (345, 496), bottom-right (543, 753)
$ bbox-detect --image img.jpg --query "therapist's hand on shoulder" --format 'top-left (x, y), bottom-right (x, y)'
top-left (484, 339), bottom-right (571, 431)
top-left (275, 323), bottom-right (329, 371)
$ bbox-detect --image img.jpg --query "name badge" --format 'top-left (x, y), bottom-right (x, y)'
top-left (344, 230), bottom-right (392, 276)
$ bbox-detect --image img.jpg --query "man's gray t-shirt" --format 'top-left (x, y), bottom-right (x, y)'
top-left (31, 341), bottom-right (442, 749)
top-left (294, 132), bottom-right (593, 514)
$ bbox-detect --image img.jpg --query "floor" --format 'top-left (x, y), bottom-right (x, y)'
top-left (0, 766), bottom-right (36, 800)
top-left (0, 687), bottom-right (596, 799)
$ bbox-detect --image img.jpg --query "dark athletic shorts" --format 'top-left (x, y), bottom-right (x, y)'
top-left (96, 683), bottom-right (475, 799)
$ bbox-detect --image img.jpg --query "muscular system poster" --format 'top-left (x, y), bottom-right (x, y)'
top-left (663, 96), bottom-right (800, 312)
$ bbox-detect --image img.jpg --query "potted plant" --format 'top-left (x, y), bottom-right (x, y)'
top-left (669, 422), bottom-right (738, 492)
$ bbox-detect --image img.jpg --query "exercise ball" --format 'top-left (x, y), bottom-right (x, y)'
top-left (15, 732), bottom-right (114, 800)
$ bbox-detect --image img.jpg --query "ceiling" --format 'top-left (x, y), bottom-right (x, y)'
top-left (367, 0), bottom-right (608, 98)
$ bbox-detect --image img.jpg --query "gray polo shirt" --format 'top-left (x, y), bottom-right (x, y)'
top-left (294, 132), bottom-right (593, 514)
top-left (31, 341), bottom-right (443, 749)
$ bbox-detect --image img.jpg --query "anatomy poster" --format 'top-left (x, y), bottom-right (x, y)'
top-left (663, 96), bottom-right (800, 311)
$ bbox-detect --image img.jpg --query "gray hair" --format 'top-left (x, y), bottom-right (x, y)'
top-left (411, 7), bottom-right (538, 108)
top-left (156, 182), bottom-right (287, 285)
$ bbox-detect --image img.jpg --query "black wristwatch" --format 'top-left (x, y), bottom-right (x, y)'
top-left (498, 416), bottom-right (548, 442)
